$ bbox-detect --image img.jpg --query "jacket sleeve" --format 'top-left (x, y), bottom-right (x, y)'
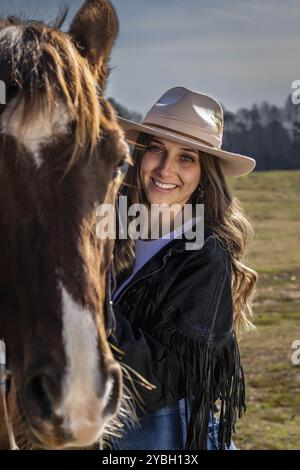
top-left (109, 308), bottom-right (186, 413)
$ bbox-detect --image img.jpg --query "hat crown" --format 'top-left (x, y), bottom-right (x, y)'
top-left (144, 87), bottom-right (224, 148)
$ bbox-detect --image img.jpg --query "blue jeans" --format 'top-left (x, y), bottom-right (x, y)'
top-left (108, 397), bottom-right (236, 450)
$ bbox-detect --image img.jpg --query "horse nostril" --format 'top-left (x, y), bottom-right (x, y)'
top-left (24, 372), bottom-right (56, 421)
top-left (102, 363), bottom-right (122, 419)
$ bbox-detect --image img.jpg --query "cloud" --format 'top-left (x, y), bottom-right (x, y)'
top-left (107, 0), bottom-right (300, 112)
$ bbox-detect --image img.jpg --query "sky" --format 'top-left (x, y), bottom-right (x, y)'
top-left (0, 0), bottom-right (299, 115)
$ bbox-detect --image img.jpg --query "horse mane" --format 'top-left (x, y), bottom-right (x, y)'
top-left (4, 3), bottom-right (69, 30)
top-left (2, 11), bottom-right (107, 174)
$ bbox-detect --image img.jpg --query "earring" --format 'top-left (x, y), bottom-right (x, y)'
top-left (196, 184), bottom-right (206, 199)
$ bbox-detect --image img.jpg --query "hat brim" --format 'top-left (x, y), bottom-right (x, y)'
top-left (118, 117), bottom-right (256, 177)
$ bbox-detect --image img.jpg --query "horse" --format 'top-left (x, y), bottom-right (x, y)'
top-left (0, 0), bottom-right (134, 450)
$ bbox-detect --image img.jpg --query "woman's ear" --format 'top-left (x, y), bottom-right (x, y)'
top-left (69, 0), bottom-right (118, 81)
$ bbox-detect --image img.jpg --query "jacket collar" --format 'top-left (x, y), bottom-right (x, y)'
top-left (113, 225), bottom-right (214, 303)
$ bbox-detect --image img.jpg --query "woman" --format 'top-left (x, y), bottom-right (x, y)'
top-left (105, 87), bottom-right (257, 450)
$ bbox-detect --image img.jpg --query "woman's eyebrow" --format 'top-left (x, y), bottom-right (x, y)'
top-left (150, 138), bottom-right (164, 146)
top-left (180, 147), bottom-right (198, 155)
top-left (150, 139), bottom-right (197, 154)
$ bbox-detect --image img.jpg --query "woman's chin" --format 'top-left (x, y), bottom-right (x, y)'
top-left (146, 189), bottom-right (177, 206)
top-left (148, 195), bottom-right (171, 206)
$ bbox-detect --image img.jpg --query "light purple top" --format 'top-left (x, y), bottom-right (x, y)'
top-left (112, 217), bottom-right (196, 302)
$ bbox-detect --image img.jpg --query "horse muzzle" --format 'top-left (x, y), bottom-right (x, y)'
top-left (21, 360), bottom-right (122, 449)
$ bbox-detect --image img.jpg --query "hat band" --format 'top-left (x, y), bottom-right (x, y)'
top-left (143, 122), bottom-right (218, 149)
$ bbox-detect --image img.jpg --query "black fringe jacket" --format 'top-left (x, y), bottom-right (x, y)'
top-left (109, 227), bottom-right (246, 450)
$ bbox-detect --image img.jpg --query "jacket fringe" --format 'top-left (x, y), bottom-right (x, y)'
top-left (152, 315), bottom-right (246, 450)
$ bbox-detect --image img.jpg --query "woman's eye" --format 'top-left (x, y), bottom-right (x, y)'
top-left (181, 154), bottom-right (194, 162)
top-left (148, 145), bottom-right (163, 154)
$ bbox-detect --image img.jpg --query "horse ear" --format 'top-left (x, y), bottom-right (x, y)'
top-left (69, 0), bottom-right (118, 71)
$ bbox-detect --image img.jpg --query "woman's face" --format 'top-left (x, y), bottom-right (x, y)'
top-left (140, 137), bottom-right (201, 207)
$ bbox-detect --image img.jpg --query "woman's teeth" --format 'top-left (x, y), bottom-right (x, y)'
top-left (152, 178), bottom-right (178, 190)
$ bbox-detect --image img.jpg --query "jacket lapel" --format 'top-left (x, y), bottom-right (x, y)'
top-left (113, 224), bottom-right (214, 303)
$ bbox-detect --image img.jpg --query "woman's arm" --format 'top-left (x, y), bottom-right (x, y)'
top-left (109, 310), bottom-right (185, 411)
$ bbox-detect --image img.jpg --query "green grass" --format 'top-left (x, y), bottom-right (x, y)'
top-left (226, 170), bottom-right (300, 450)
top-left (228, 170), bottom-right (300, 272)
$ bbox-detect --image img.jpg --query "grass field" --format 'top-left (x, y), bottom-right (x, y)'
top-left (227, 170), bottom-right (300, 450)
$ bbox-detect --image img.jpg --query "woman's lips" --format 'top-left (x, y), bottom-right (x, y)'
top-left (150, 177), bottom-right (179, 193)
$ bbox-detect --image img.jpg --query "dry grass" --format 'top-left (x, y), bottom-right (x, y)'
top-left (227, 170), bottom-right (300, 450)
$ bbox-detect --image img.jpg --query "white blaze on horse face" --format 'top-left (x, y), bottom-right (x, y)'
top-left (58, 284), bottom-right (111, 446)
top-left (0, 97), bottom-right (71, 168)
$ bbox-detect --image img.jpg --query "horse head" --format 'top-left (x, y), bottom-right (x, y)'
top-left (0, 0), bottom-right (131, 449)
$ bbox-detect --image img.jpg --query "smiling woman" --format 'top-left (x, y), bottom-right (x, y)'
top-left (104, 86), bottom-right (258, 451)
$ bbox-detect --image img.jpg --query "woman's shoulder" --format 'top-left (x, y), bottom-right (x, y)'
top-left (173, 227), bottom-right (231, 270)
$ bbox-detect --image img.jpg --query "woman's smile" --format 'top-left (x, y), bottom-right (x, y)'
top-left (151, 177), bottom-right (179, 193)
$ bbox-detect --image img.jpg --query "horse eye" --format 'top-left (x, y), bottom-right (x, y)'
top-left (112, 155), bottom-right (128, 179)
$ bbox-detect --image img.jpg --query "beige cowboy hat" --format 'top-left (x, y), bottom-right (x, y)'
top-left (118, 87), bottom-right (256, 177)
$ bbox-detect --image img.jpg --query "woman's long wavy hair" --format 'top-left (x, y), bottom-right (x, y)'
top-left (113, 132), bottom-right (258, 337)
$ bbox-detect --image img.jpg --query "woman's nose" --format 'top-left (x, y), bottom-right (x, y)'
top-left (156, 157), bottom-right (174, 178)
